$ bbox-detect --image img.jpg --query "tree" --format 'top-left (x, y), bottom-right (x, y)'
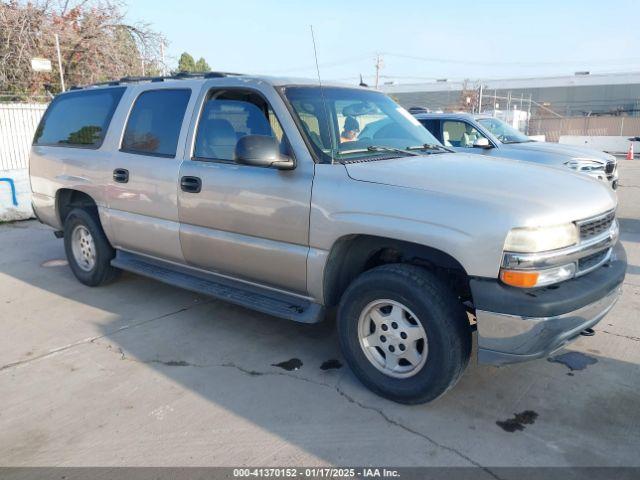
top-left (194, 57), bottom-right (210, 73)
top-left (178, 52), bottom-right (196, 72)
top-left (0, 0), bottom-right (166, 99)
top-left (454, 79), bottom-right (480, 113)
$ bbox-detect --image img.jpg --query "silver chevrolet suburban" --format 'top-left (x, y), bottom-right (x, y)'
top-left (29, 73), bottom-right (626, 404)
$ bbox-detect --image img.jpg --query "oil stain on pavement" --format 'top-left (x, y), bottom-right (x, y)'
top-left (496, 410), bottom-right (539, 433)
top-left (272, 358), bottom-right (303, 371)
top-left (548, 351), bottom-right (598, 371)
top-left (320, 359), bottom-right (342, 370)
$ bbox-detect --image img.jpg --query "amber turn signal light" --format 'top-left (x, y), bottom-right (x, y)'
top-left (500, 269), bottom-right (540, 288)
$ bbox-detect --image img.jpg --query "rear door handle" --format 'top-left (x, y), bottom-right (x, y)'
top-left (180, 176), bottom-right (202, 193)
top-left (113, 168), bottom-right (129, 183)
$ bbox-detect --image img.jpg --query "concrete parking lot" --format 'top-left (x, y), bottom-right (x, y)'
top-left (1, 162), bottom-right (639, 469)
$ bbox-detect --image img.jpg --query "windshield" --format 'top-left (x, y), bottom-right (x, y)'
top-left (283, 86), bottom-right (443, 163)
top-left (476, 117), bottom-right (531, 144)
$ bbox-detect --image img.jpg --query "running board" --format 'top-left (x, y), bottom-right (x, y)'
top-left (111, 251), bottom-right (324, 324)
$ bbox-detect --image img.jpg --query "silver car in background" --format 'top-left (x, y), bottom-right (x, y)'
top-left (414, 112), bottom-right (619, 189)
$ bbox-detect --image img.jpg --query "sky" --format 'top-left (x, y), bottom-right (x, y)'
top-left (125, 0), bottom-right (640, 85)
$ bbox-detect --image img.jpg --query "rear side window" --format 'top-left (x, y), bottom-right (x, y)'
top-left (121, 89), bottom-right (191, 157)
top-left (34, 87), bottom-right (125, 148)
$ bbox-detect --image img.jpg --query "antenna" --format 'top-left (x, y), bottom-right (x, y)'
top-left (310, 25), bottom-right (335, 165)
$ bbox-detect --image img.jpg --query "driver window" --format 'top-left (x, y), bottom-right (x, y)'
top-left (193, 89), bottom-right (289, 162)
top-left (442, 121), bottom-right (486, 148)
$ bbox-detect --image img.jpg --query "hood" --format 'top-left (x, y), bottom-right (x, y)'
top-left (344, 153), bottom-right (616, 224)
top-left (503, 141), bottom-right (615, 164)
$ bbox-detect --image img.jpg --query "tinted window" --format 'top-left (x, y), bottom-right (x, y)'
top-left (122, 89), bottom-right (191, 157)
top-left (34, 87), bottom-right (125, 148)
top-left (194, 89), bottom-right (288, 162)
top-left (419, 119), bottom-right (440, 140)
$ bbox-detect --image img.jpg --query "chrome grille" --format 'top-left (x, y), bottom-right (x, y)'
top-left (579, 211), bottom-right (615, 241)
top-left (605, 161), bottom-right (615, 174)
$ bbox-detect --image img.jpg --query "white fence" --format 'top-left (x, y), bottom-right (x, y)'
top-left (1, 103), bottom-right (47, 220)
top-left (559, 135), bottom-right (640, 155)
top-left (0, 103), bottom-right (48, 170)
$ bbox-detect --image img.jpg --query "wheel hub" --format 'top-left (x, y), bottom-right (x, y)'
top-left (357, 299), bottom-right (428, 378)
top-left (71, 225), bottom-right (96, 272)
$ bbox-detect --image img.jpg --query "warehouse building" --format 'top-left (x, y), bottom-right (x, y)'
top-left (382, 71), bottom-right (640, 118)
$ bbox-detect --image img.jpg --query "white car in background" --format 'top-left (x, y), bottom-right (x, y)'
top-left (414, 112), bottom-right (619, 189)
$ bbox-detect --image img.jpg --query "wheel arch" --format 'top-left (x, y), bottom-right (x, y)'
top-left (56, 188), bottom-right (99, 225)
top-left (323, 234), bottom-right (473, 308)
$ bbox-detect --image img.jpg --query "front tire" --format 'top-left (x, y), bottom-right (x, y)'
top-left (63, 208), bottom-right (119, 286)
top-left (337, 264), bottom-right (471, 404)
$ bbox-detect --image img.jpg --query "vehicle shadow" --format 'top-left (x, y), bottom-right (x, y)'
top-left (619, 217), bottom-right (640, 238)
top-left (2, 221), bottom-right (640, 467)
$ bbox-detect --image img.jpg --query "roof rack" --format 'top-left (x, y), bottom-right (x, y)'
top-left (69, 71), bottom-right (245, 90)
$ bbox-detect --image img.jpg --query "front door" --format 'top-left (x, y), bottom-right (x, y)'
top-left (177, 86), bottom-right (313, 294)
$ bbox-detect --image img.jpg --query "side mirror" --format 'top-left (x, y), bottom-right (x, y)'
top-left (235, 135), bottom-right (294, 170)
top-left (473, 137), bottom-right (492, 149)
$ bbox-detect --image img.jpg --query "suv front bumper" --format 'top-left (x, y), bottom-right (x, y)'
top-left (472, 242), bottom-right (626, 365)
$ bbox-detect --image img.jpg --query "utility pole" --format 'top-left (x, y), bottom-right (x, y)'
top-left (160, 41), bottom-right (166, 76)
top-left (493, 89), bottom-right (497, 116)
top-left (374, 53), bottom-right (383, 89)
top-left (141, 43), bottom-right (146, 76)
top-left (54, 33), bottom-right (65, 92)
top-left (526, 93), bottom-right (532, 134)
top-left (478, 83), bottom-right (483, 114)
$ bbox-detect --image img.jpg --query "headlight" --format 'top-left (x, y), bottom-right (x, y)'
top-left (504, 223), bottom-right (578, 253)
top-left (565, 158), bottom-right (605, 172)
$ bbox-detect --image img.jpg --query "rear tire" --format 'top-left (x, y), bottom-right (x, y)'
top-left (63, 208), bottom-right (119, 286)
top-left (337, 264), bottom-right (471, 404)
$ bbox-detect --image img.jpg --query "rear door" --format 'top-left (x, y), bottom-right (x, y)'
top-left (177, 84), bottom-right (313, 293)
top-left (105, 86), bottom-right (194, 262)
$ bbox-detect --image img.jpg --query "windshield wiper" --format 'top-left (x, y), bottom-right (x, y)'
top-left (406, 143), bottom-right (454, 153)
top-left (340, 145), bottom-right (422, 157)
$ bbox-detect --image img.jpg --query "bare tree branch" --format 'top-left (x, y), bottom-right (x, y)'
top-left (0, 0), bottom-right (167, 99)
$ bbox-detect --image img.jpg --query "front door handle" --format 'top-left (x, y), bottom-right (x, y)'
top-left (180, 176), bottom-right (202, 193)
top-left (113, 168), bottom-right (129, 183)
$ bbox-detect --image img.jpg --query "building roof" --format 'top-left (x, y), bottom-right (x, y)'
top-left (382, 71), bottom-right (640, 94)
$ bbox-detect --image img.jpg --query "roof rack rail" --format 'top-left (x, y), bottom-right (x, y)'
top-left (119, 75), bottom-right (166, 83)
top-left (71, 71), bottom-right (245, 90)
